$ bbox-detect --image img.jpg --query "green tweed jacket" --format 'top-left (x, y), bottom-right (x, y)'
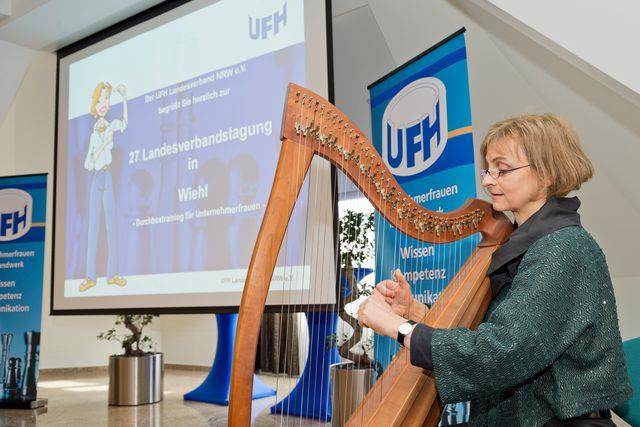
top-left (430, 225), bottom-right (632, 426)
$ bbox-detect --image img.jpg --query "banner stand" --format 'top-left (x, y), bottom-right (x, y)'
top-left (270, 311), bottom-right (340, 421)
top-left (367, 28), bottom-right (477, 425)
top-left (0, 174), bottom-right (48, 411)
top-left (183, 313), bottom-right (275, 405)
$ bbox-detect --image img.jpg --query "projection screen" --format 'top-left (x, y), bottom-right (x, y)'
top-left (52, 0), bottom-right (335, 313)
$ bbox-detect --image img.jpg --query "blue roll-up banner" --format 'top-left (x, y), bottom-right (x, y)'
top-left (368, 29), bottom-right (475, 424)
top-left (0, 173), bottom-right (47, 408)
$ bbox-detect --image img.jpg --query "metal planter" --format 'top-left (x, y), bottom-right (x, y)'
top-left (330, 362), bottom-right (374, 426)
top-left (108, 352), bottom-right (163, 406)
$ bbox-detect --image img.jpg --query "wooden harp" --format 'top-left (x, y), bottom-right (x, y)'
top-left (229, 83), bottom-right (513, 426)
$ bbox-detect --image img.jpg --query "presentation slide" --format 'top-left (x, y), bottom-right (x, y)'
top-left (53, 0), bottom-right (335, 312)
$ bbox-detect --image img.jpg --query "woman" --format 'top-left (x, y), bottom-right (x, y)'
top-left (79, 82), bottom-right (128, 292)
top-left (358, 114), bottom-right (632, 426)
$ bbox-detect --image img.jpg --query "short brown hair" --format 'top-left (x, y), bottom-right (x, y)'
top-left (480, 113), bottom-right (594, 197)
top-left (90, 82), bottom-right (112, 118)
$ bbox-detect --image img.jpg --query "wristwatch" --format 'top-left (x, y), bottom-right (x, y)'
top-left (396, 320), bottom-right (417, 346)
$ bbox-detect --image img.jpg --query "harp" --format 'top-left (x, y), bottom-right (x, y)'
top-left (229, 83), bottom-right (513, 425)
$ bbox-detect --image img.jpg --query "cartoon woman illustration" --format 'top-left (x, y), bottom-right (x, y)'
top-left (79, 82), bottom-right (128, 292)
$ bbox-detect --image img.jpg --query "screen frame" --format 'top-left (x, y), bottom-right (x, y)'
top-left (51, 0), bottom-right (336, 315)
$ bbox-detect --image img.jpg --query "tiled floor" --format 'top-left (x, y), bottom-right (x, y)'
top-left (0, 369), bottom-right (630, 426)
top-left (0, 369), bottom-right (329, 426)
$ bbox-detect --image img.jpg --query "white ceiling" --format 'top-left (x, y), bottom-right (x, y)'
top-left (484, 0), bottom-right (640, 100)
top-left (0, 0), bottom-right (164, 135)
top-left (0, 0), bottom-right (164, 51)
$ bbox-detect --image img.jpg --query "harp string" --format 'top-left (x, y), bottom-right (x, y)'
top-left (336, 122), bottom-right (343, 424)
top-left (302, 95), bottom-right (320, 421)
top-left (274, 94), bottom-right (295, 421)
top-left (294, 95), bottom-right (310, 422)
top-left (302, 94), bottom-right (317, 420)
top-left (312, 100), bottom-right (330, 421)
top-left (279, 91), bottom-right (309, 422)
top-left (374, 151), bottom-right (387, 422)
top-left (327, 105), bottom-right (341, 421)
top-left (314, 102), bottom-right (327, 421)
top-left (359, 123), bottom-right (375, 426)
top-left (338, 108), bottom-right (354, 421)
top-left (302, 97), bottom-right (316, 420)
top-left (340, 119), bottom-right (351, 425)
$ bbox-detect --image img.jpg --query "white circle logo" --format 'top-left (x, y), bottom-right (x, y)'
top-left (381, 77), bottom-right (448, 177)
top-left (0, 189), bottom-right (33, 241)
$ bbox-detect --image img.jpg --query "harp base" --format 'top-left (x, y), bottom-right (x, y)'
top-left (183, 313), bottom-right (275, 406)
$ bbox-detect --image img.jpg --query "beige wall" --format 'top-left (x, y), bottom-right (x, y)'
top-left (0, 102), bottom-right (15, 173)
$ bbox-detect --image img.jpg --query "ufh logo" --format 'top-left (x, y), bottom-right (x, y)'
top-left (249, 2), bottom-right (287, 40)
top-left (382, 77), bottom-right (448, 177)
top-left (0, 189), bottom-right (33, 241)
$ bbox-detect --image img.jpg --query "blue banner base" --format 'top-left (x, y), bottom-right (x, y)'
top-left (0, 398), bottom-right (47, 409)
top-left (183, 313), bottom-right (275, 406)
top-left (270, 311), bottom-right (341, 422)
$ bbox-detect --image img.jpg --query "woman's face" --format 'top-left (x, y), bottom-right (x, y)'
top-left (482, 137), bottom-right (549, 224)
top-left (95, 87), bottom-right (110, 117)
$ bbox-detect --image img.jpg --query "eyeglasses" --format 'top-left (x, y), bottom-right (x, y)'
top-left (479, 164), bottom-right (530, 180)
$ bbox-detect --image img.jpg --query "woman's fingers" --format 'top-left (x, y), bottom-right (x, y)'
top-left (394, 269), bottom-right (410, 289)
top-left (375, 280), bottom-right (396, 297)
top-left (358, 300), bottom-right (367, 327)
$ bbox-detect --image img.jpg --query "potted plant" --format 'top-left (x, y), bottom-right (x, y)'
top-left (98, 314), bottom-right (162, 406)
top-left (329, 209), bottom-right (379, 426)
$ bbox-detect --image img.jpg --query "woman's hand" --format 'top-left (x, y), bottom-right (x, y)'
top-left (357, 290), bottom-right (405, 339)
top-left (374, 269), bottom-right (413, 318)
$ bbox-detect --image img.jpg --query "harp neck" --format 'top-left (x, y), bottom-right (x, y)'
top-left (281, 83), bottom-right (511, 245)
